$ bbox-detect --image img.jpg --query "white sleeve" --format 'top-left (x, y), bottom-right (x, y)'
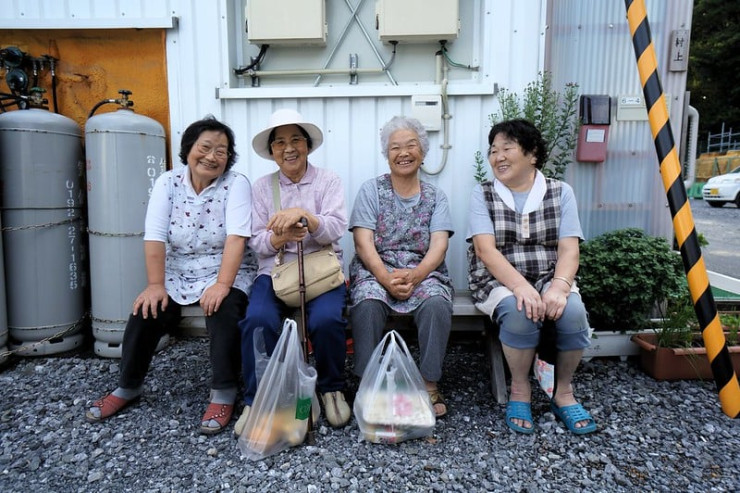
top-left (143, 173), bottom-right (171, 242)
top-left (225, 173), bottom-right (252, 237)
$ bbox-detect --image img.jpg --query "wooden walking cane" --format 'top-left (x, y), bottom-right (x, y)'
top-left (297, 217), bottom-right (316, 444)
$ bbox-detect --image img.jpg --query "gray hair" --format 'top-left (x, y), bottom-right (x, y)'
top-left (380, 116), bottom-right (430, 159)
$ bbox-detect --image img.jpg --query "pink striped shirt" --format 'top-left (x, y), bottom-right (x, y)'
top-left (249, 163), bottom-right (347, 276)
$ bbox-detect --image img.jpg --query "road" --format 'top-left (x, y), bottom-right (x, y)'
top-left (688, 198), bottom-right (740, 279)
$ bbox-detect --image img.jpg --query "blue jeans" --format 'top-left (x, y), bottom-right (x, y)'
top-left (239, 274), bottom-right (347, 406)
top-left (494, 293), bottom-right (590, 351)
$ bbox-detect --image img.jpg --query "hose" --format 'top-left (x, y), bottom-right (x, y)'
top-left (87, 99), bottom-right (117, 119)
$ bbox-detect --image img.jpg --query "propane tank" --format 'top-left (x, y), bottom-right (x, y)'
top-left (0, 93), bottom-right (87, 356)
top-left (85, 90), bottom-right (168, 358)
top-left (0, 217), bottom-right (7, 365)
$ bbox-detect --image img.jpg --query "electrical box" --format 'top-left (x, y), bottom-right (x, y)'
top-left (410, 95), bottom-right (442, 131)
top-left (376, 0), bottom-right (459, 43)
top-left (246, 0), bottom-right (327, 46)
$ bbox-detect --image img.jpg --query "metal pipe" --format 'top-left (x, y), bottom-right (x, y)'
top-left (313, 0), bottom-right (366, 86)
top-left (344, 0), bottom-right (398, 85)
top-left (422, 53), bottom-right (451, 176)
top-left (248, 67), bottom-right (386, 78)
top-left (683, 105), bottom-right (699, 190)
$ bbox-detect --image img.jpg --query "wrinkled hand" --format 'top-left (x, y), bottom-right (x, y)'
top-left (382, 268), bottom-right (420, 301)
top-left (512, 283), bottom-right (545, 322)
top-left (267, 208), bottom-right (308, 237)
top-left (542, 284), bottom-right (569, 321)
top-left (200, 282), bottom-right (231, 316)
top-left (133, 284), bottom-right (169, 319)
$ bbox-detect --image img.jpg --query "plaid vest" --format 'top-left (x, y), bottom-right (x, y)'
top-left (467, 179), bottom-right (562, 303)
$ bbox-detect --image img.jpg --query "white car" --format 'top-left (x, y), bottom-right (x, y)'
top-left (702, 166), bottom-right (740, 208)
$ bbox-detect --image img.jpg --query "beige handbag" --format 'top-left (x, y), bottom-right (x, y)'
top-left (269, 172), bottom-right (345, 307)
top-left (271, 246), bottom-right (345, 307)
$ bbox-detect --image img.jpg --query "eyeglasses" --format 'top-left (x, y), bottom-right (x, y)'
top-left (270, 136), bottom-right (307, 151)
top-left (388, 141), bottom-right (420, 154)
top-left (196, 142), bottom-right (229, 160)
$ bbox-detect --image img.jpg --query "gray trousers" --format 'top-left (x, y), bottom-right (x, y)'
top-left (350, 296), bottom-right (452, 382)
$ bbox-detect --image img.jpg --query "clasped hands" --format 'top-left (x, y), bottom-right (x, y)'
top-left (512, 282), bottom-right (569, 322)
top-left (381, 268), bottom-right (421, 301)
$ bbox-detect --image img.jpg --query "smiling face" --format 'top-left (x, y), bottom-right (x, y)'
top-left (488, 133), bottom-right (538, 191)
top-left (271, 124), bottom-right (309, 183)
top-left (187, 130), bottom-right (229, 189)
top-left (387, 129), bottom-right (424, 178)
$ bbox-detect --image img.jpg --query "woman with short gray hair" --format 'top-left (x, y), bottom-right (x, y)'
top-left (349, 115), bottom-right (454, 418)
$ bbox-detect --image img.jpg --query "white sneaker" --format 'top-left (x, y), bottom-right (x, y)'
top-left (320, 391), bottom-right (351, 428)
top-left (233, 405), bottom-right (250, 437)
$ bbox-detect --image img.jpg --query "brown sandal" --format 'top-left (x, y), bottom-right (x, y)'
top-left (200, 403), bottom-right (234, 435)
top-left (428, 390), bottom-right (448, 418)
top-left (85, 394), bottom-right (140, 423)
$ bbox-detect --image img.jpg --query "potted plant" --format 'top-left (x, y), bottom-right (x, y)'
top-left (577, 228), bottom-right (686, 358)
top-left (631, 298), bottom-right (740, 380)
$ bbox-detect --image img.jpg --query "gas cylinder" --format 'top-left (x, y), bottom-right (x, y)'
top-left (0, 221), bottom-right (6, 365)
top-left (0, 107), bottom-right (87, 356)
top-left (85, 90), bottom-right (167, 358)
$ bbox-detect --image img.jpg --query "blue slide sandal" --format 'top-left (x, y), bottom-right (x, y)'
top-left (505, 401), bottom-right (535, 434)
top-left (550, 401), bottom-right (597, 435)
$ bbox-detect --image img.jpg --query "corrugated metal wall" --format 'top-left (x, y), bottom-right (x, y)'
top-left (547, 0), bottom-right (694, 242)
top-left (1, 0), bottom-right (694, 290)
top-left (215, 0), bottom-right (547, 290)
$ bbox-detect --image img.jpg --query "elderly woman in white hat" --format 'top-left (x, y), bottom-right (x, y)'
top-left (235, 109), bottom-right (350, 434)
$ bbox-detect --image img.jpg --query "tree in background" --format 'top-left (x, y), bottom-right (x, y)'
top-left (687, 0), bottom-right (740, 138)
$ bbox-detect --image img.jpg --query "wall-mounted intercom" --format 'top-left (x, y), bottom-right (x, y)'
top-left (576, 94), bottom-right (611, 163)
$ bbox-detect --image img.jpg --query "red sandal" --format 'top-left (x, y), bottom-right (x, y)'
top-left (200, 403), bottom-right (234, 435)
top-left (85, 394), bottom-right (140, 423)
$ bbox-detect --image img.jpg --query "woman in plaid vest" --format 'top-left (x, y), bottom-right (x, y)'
top-left (467, 119), bottom-right (596, 435)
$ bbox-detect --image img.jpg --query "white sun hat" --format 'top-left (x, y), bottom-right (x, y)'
top-left (251, 109), bottom-right (324, 160)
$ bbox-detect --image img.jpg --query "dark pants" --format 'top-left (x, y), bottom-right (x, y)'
top-left (350, 296), bottom-right (452, 381)
top-left (239, 274), bottom-right (347, 406)
top-left (119, 288), bottom-right (247, 390)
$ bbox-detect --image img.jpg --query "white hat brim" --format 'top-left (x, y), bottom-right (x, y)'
top-left (252, 109), bottom-right (324, 160)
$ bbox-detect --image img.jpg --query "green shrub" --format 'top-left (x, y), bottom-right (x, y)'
top-left (578, 228), bottom-right (686, 331)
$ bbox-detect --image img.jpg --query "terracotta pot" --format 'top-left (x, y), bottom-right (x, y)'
top-left (631, 333), bottom-right (740, 380)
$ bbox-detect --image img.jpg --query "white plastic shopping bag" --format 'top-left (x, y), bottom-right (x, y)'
top-left (353, 330), bottom-right (435, 444)
top-left (238, 319), bottom-right (318, 461)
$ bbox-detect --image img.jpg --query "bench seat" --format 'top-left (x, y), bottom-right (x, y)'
top-left (178, 291), bottom-right (507, 404)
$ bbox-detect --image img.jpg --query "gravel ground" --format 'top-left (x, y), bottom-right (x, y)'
top-left (1, 332), bottom-right (739, 493)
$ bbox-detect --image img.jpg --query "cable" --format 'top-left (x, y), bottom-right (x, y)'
top-left (440, 43), bottom-right (479, 71)
top-left (234, 44), bottom-right (269, 76)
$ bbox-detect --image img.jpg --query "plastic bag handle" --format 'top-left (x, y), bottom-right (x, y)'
top-left (385, 330), bottom-right (413, 358)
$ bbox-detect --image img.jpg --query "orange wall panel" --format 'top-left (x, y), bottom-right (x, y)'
top-left (1, 29), bottom-right (170, 155)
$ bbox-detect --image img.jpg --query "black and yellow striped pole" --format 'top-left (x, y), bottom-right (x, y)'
top-left (625, 0), bottom-right (740, 418)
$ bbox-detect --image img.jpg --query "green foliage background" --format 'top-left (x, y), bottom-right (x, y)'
top-left (687, 0), bottom-right (740, 139)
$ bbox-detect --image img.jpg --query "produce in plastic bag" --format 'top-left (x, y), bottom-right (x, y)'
top-left (238, 319), bottom-right (317, 461)
top-left (534, 354), bottom-right (554, 399)
top-left (354, 330), bottom-right (435, 444)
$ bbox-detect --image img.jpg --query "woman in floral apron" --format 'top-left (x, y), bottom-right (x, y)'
top-left (86, 117), bottom-right (255, 435)
top-left (349, 116), bottom-right (454, 418)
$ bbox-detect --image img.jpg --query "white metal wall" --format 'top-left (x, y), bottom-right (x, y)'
top-left (547, 0), bottom-right (694, 242)
top-left (214, 0), bottom-right (547, 290)
top-left (2, 0), bottom-right (694, 289)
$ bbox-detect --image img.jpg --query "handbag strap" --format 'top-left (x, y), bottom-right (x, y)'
top-left (272, 171), bottom-right (285, 264)
top-left (272, 171), bottom-right (282, 212)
